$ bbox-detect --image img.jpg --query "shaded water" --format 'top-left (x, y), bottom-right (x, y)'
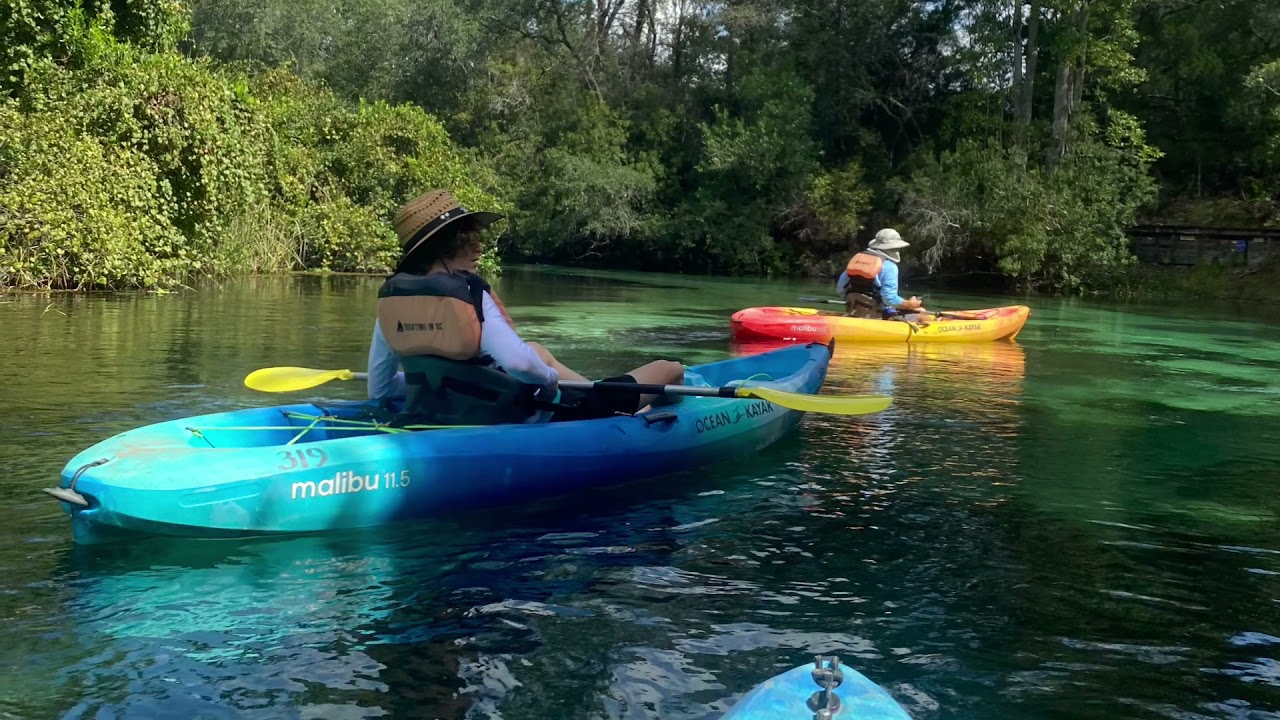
top-left (2, 266), bottom-right (1279, 719)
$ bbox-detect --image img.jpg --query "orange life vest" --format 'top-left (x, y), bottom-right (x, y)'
top-left (845, 252), bottom-right (883, 280)
top-left (844, 252), bottom-right (884, 300)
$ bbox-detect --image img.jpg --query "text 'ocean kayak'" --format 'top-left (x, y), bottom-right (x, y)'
top-left (46, 343), bottom-right (834, 544)
top-left (723, 656), bottom-right (912, 719)
top-left (731, 305), bottom-right (1029, 343)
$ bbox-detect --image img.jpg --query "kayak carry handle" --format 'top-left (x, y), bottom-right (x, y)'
top-left (42, 457), bottom-right (110, 507)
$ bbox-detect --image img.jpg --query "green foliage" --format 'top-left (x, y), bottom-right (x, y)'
top-left (806, 161), bottom-right (873, 243)
top-left (295, 198), bottom-right (399, 273)
top-left (480, 65), bottom-right (660, 263)
top-left (0, 17), bottom-right (502, 289)
top-left (0, 98), bottom-right (184, 288)
top-left (672, 63), bottom-right (821, 274)
top-left (189, 0), bottom-right (409, 101)
top-left (1251, 61), bottom-right (1280, 96)
top-left (1, 0), bottom-right (189, 93)
top-left (188, 0), bottom-right (487, 116)
top-left (1247, 60), bottom-right (1280, 173)
top-left (8, 0), bottom-right (1280, 294)
top-left (1, 20), bottom-right (258, 288)
top-left (335, 101), bottom-right (501, 218)
top-left (188, 0), bottom-right (1179, 285)
top-left (899, 128), bottom-right (1159, 291)
top-left (771, 160), bottom-right (874, 277)
top-left (518, 147), bottom-right (659, 257)
top-left (1078, 0), bottom-right (1148, 96)
top-left (59, 26), bottom-right (271, 254)
top-left (257, 74), bottom-right (503, 220)
top-left (1125, 0), bottom-right (1280, 200)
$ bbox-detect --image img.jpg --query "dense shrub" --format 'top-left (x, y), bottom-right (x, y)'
top-left (897, 122), bottom-right (1160, 291)
top-left (0, 20), bottom-right (503, 289)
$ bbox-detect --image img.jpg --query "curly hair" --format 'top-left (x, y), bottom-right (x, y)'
top-left (400, 222), bottom-right (484, 273)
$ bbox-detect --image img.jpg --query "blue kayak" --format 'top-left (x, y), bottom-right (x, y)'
top-left (47, 342), bottom-right (832, 544)
top-left (724, 656), bottom-right (911, 719)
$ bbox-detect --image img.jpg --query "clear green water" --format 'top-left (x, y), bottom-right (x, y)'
top-left (2, 266), bottom-right (1279, 719)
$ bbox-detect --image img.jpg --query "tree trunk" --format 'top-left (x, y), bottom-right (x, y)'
top-left (1049, 58), bottom-right (1073, 170)
top-left (1018, 0), bottom-right (1040, 127)
top-left (594, 0), bottom-right (608, 72)
top-left (1012, 0), bottom-right (1024, 120)
top-left (632, 0), bottom-right (647, 47)
top-left (592, 0), bottom-right (625, 85)
top-left (1071, 6), bottom-right (1088, 115)
top-left (725, 30), bottom-right (736, 98)
top-left (1048, 2), bottom-right (1088, 170)
top-left (647, 5), bottom-right (657, 66)
top-left (672, 6), bottom-right (684, 82)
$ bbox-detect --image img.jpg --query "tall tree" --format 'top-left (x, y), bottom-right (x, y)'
top-left (1124, 0), bottom-right (1280, 200)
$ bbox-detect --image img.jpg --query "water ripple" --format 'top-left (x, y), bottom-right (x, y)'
top-left (5, 274), bottom-right (1280, 719)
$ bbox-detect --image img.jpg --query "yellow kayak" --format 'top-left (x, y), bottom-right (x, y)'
top-left (730, 305), bottom-right (1030, 343)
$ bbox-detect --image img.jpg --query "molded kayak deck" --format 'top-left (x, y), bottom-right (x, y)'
top-left (48, 342), bottom-right (833, 543)
top-left (722, 657), bottom-right (911, 719)
top-left (731, 305), bottom-right (1030, 343)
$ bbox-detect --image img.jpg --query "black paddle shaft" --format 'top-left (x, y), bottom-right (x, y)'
top-left (557, 380), bottom-right (740, 398)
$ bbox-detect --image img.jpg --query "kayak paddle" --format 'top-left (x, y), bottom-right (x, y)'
top-left (245, 366), bottom-right (362, 392)
top-left (559, 379), bottom-right (892, 415)
top-left (244, 366), bottom-right (892, 416)
top-left (798, 296), bottom-right (988, 320)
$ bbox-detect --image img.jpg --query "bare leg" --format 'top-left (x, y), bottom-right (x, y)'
top-left (526, 342), bottom-right (589, 382)
top-left (529, 342), bottom-right (683, 412)
top-left (626, 359), bottom-right (685, 409)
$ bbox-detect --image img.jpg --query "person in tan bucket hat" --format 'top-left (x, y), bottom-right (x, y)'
top-left (836, 228), bottom-right (927, 320)
top-left (367, 189), bottom-right (685, 426)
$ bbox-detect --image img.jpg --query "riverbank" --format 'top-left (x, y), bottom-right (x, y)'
top-left (793, 246), bottom-right (1280, 305)
top-left (7, 255), bottom-right (1278, 307)
top-left (1118, 259), bottom-right (1280, 304)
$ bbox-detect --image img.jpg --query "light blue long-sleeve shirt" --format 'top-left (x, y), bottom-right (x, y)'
top-left (835, 251), bottom-right (904, 307)
top-left (367, 290), bottom-right (558, 410)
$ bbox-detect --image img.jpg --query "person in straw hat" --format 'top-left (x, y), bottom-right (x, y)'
top-left (367, 189), bottom-right (684, 426)
top-left (836, 228), bottom-right (927, 320)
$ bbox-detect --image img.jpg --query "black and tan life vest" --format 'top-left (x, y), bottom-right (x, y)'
top-left (376, 271), bottom-right (539, 427)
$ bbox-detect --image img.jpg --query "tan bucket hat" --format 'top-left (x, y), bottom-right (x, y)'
top-left (867, 228), bottom-right (909, 262)
top-left (394, 190), bottom-right (503, 263)
top-left (868, 228), bottom-right (909, 252)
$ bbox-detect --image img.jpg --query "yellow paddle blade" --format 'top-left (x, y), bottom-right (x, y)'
top-left (736, 386), bottom-right (893, 416)
top-left (244, 367), bottom-right (355, 393)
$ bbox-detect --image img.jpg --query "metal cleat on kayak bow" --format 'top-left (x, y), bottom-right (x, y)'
top-left (721, 649), bottom-right (910, 719)
top-left (807, 655), bottom-right (844, 720)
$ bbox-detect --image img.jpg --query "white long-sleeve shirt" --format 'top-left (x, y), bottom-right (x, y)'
top-left (366, 290), bottom-right (558, 405)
